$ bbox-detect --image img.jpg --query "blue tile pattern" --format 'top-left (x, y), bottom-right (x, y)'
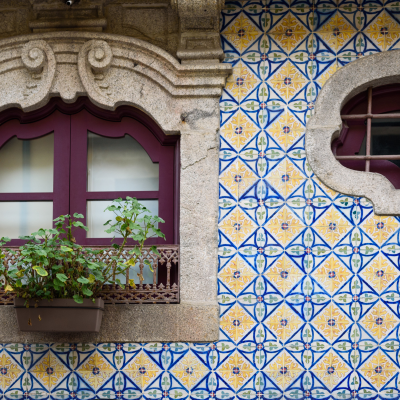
top-left (1, 1), bottom-right (400, 398)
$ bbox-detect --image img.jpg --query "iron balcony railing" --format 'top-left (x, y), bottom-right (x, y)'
top-left (0, 245), bottom-right (179, 305)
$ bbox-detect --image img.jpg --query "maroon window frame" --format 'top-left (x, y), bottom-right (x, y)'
top-left (0, 98), bottom-right (179, 246)
top-left (332, 84), bottom-right (400, 189)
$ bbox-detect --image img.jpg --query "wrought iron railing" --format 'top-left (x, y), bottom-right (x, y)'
top-left (0, 245), bottom-right (179, 305)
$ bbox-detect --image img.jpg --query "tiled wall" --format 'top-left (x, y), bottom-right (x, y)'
top-left (1, 1), bottom-right (400, 398)
top-left (218, 0), bottom-right (400, 398)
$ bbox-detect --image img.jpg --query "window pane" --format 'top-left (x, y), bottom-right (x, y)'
top-left (0, 202), bottom-right (53, 238)
top-left (86, 200), bottom-right (159, 238)
top-left (371, 117), bottom-right (400, 168)
top-left (0, 134), bottom-right (54, 193)
top-left (87, 132), bottom-right (159, 191)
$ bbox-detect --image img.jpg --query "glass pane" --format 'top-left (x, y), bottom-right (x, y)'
top-left (0, 134), bottom-right (54, 193)
top-left (87, 132), bottom-right (159, 191)
top-left (116, 259), bottom-right (155, 285)
top-left (0, 202), bottom-right (53, 238)
top-left (371, 117), bottom-right (400, 168)
top-left (86, 200), bottom-right (159, 238)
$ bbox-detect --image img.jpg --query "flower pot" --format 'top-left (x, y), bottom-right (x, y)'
top-left (14, 298), bottom-right (104, 332)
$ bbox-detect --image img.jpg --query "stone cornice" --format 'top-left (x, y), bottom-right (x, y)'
top-left (0, 31), bottom-right (231, 132)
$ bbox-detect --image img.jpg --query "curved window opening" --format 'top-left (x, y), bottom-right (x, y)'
top-left (332, 84), bottom-right (400, 189)
top-left (0, 98), bottom-right (179, 246)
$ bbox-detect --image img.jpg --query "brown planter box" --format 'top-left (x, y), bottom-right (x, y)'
top-left (14, 298), bottom-right (104, 332)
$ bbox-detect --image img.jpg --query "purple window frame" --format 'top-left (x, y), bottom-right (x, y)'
top-left (332, 84), bottom-right (400, 189)
top-left (0, 98), bottom-right (179, 246)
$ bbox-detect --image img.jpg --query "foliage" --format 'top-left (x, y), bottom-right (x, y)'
top-left (0, 197), bottom-right (165, 304)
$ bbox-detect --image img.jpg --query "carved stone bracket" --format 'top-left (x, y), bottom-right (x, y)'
top-left (78, 39), bottom-right (114, 107)
top-left (171, 0), bottom-right (225, 64)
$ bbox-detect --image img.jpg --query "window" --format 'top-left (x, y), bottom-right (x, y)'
top-left (332, 84), bottom-right (400, 189)
top-left (0, 100), bottom-right (179, 246)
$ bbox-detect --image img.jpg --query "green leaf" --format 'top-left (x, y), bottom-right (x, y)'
top-left (130, 247), bottom-right (141, 257)
top-left (32, 266), bottom-right (48, 276)
top-left (150, 246), bottom-right (160, 257)
top-left (73, 213), bottom-right (84, 219)
top-left (87, 262), bottom-right (100, 270)
top-left (77, 277), bottom-right (89, 284)
top-left (72, 221), bottom-right (89, 231)
top-left (88, 274), bottom-right (96, 283)
top-left (56, 273), bottom-right (68, 283)
top-left (82, 287), bottom-right (93, 296)
top-left (144, 259), bottom-right (154, 273)
top-left (61, 246), bottom-right (73, 252)
top-left (73, 294), bottom-right (83, 304)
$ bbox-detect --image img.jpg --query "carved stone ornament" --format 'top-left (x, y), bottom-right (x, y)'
top-left (2, 39), bottom-right (56, 112)
top-left (0, 31), bottom-right (232, 342)
top-left (306, 50), bottom-right (400, 215)
top-left (171, 0), bottom-right (225, 63)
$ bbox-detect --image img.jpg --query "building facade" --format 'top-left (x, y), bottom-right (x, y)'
top-left (0, 0), bottom-right (399, 398)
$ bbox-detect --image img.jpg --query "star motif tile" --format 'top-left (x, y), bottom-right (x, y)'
top-left (360, 255), bottom-right (399, 292)
top-left (221, 111), bottom-right (258, 150)
top-left (266, 206), bottom-right (305, 245)
top-left (312, 350), bottom-right (351, 390)
top-left (270, 13), bottom-right (309, 52)
top-left (265, 254), bottom-right (304, 294)
top-left (31, 351), bottom-right (68, 390)
top-left (266, 303), bottom-right (302, 342)
top-left (123, 352), bottom-right (160, 389)
top-left (313, 207), bottom-right (351, 247)
top-left (267, 112), bottom-right (305, 149)
top-left (222, 14), bottom-right (262, 53)
top-left (218, 352), bottom-right (254, 390)
top-left (361, 215), bottom-right (399, 245)
top-left (360, 301), bottom-right (399, 341)
top-left (219, 256), bottom-right (257, 294)
top-left (311, 303), bottom-right (351, 342)
top-left (171, 352), bottom-right (209, 388)
top-left (269, 61), bottom-right (307, 100)
top-left (76, 352), bottom-right (114, 391)
top-left (220, 208), bottom-right (257, 246)
top-left (220, 303), bottom-right (256, 341)
top-left (312, 255), bottom-right (352, 294)
top-left (264, 351), bottom-right (304, 389)
top-left (360, 350), bottom-right (397, 389)
top-left (220, 160), bottom-right (258, 198)
top-left (266, 159), bottom-right (305, 197)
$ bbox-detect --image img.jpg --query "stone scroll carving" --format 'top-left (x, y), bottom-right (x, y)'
top-left (78, 39), bottom-right (114, 108)
top-left (0, 39), bottom-right (56, 112)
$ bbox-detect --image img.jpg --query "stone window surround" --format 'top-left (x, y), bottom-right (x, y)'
top-left (0, 31), bottom-right (232, 343)
top-left (306, 50), bottom-right (400, 216)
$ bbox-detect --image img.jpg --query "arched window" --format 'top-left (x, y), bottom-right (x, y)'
top-left (332, 85), bottom-right (400, 189)
top-left (0, 98), bottom-right (179, 246)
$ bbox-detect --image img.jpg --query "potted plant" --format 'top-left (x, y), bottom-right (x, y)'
top-left (0, 197), bottom-right (164, 332)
